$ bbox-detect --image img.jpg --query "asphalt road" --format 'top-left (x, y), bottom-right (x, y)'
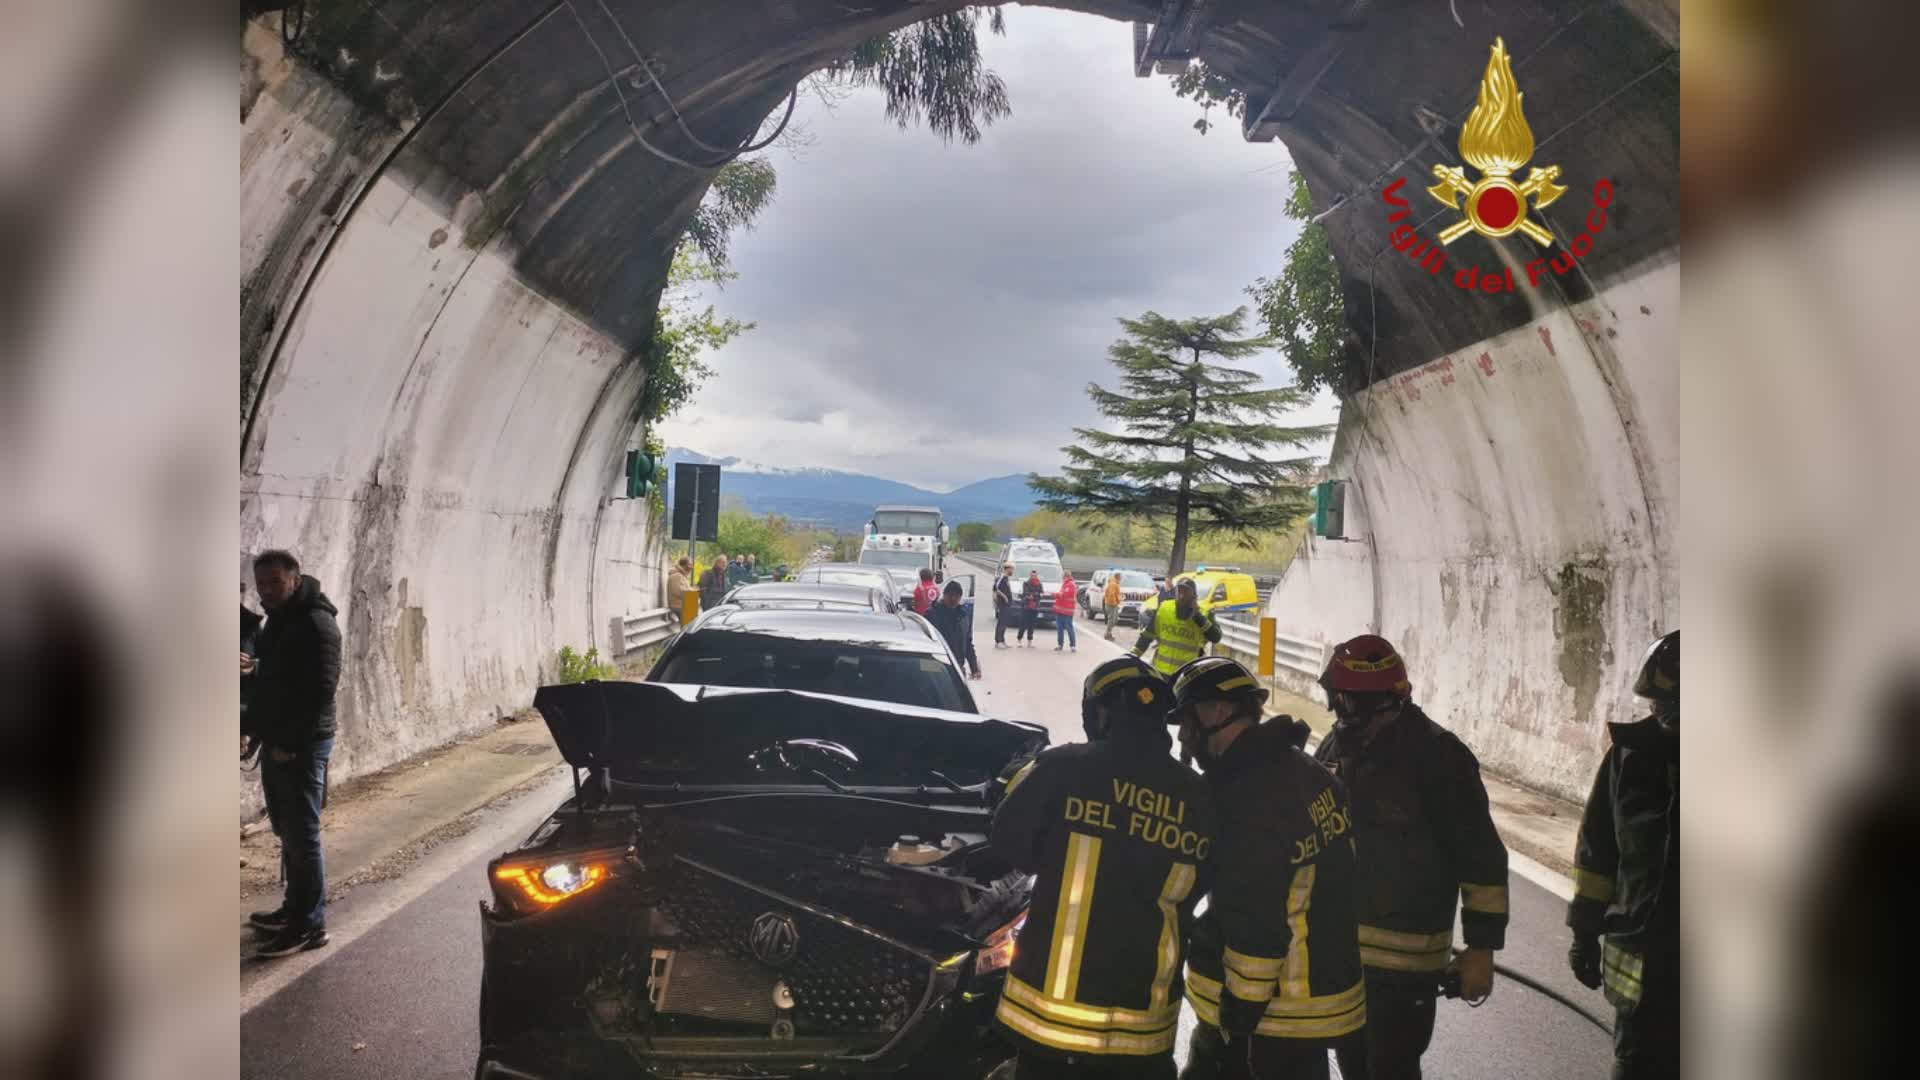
top-left (241, 558), bottom-right (1612, 1079)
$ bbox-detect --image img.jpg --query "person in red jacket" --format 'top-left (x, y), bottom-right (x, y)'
top-left (912, 567), bottom-right (940, 615)
top-left (1053, 571), bottom-right (1078, 652)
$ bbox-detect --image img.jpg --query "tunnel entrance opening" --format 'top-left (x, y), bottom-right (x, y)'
top-left (240, 0), bottom-right (1676, 819)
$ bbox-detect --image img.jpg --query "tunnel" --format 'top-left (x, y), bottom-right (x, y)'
top-left (239, 0), bottom-right (1678, 810)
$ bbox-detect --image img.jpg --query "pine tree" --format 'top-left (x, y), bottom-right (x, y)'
top-left (1029, 308), bottom-right (1330, 575)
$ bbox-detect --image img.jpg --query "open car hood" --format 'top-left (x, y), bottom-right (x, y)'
top-left (532, 681), bottom-right (1047, 785)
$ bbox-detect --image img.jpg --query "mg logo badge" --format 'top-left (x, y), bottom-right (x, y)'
top-left (749, 912), bottom-right (800, 966)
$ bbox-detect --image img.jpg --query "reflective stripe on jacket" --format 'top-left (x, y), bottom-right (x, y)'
top-left (991, 726), bottom-right (1218, 1059)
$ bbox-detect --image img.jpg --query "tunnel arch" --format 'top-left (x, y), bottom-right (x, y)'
top-left (240, 0), bottom-right (1677, 807)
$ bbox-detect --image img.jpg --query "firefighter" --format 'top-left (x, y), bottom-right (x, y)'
top-left (1312, 635), bottom-right (1508, 1080)
top-left (991, 657), bottom-right (1218, 1079)
top-left (1169, 657), bottom-right (1364, 1080)
top-left (1133, 577), bottom-right (1221, 678)
top-left (1567, 630), bottom-right (1678, 1080)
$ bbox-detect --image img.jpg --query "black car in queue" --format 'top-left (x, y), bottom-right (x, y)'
top-left (648, 606), bottom-right (978, 714)
top-left (477, 681), bottom-right (1047, 1080)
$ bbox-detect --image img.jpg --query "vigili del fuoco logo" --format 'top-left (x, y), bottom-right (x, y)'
top-left (1381, 38), bottom-right (1615, 295)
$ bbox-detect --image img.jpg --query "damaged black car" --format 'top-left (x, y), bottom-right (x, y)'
top-left (477, 680), bottom-right (1048, 1080)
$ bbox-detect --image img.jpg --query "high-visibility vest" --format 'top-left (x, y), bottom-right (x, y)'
top-left (1146, 602), bottom-right (1207, 676)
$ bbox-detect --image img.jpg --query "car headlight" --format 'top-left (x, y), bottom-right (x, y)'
top-left (975, 911), bottom-right (1027, 974)
top-left (490, 847), bottom-right (623, 913)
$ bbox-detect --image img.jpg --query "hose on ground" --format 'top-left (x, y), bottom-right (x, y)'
top-left (1442, 962), bottom-right (1615, 1037)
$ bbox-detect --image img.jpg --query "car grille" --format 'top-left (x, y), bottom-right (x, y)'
top-left (656, 861), bottom-right (930, 1037)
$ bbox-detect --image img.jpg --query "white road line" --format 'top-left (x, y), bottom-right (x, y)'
top-left (240, 768), bottom-right (571, 1015)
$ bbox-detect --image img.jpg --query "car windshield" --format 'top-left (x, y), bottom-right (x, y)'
top-left (1117, 571), bottom-right (1155, 588)
top-left (860, 548), bottom-right (933, 570)
top-left (1014, 562), bottom-right (1061, 582)
top-left (655, 637), bottom-right (971, 712)
top-left (873, 510), bottom-right (941, 534)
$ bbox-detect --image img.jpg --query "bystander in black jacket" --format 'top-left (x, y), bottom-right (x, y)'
top-left (249, 574), bottom-right (342, 751)
top-left (923, 598), bottom-right (981, 676)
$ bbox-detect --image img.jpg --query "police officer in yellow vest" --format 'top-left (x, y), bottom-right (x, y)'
top-left (1133, 577), bottom-right (1222, 678)
top-left (991, 657), bottom-right (1218, 1079)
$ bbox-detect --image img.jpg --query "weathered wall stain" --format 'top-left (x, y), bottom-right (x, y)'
top-left (1551, 556), bottom-right (1615, 730)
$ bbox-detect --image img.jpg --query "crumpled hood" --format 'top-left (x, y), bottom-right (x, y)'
top-left (534, 680), bottom-right (1046, 784)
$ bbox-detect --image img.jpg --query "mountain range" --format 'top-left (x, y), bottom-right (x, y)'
top-left (663, 447), bottom-right (1042, 531)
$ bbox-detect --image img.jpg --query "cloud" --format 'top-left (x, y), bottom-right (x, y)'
top-left (659, 8), bottom-right (1331, 490)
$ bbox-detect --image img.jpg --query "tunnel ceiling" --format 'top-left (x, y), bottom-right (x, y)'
top-left (266, 0), bottom-right (1677, 386)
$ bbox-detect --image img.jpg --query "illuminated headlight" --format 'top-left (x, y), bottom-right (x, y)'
top-left (490, 848), bottom-right (622, 913)
top-left (541, 862), bottom-right (587, 893)
top-left (975, 911), bottom-right (1027, 974)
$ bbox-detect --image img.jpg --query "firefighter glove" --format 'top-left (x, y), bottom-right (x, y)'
top-left (1569, 934), bottom-right (1603, 990)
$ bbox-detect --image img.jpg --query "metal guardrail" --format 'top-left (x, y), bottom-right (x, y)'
top-left (619, 607), bottom-right (677, 656)
top-left (1217, 616), bottom-right (1263, 656)
top-left (1214, 609), bottom-right (1327, 679)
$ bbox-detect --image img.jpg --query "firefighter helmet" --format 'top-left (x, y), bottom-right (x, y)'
top-left (1168, 656), bottom-right (1269, 719)
top-left (1319, 634), bottom-right (1413, 697)
top-left (1633, 630), bottom-right (1678, 702)
top-left (1080, 656), bottom-right (1170, 740)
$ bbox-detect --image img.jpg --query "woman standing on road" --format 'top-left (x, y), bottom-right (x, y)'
top-left (1053, 571), bottom-right (1078, 652)
top-left (1019, 570), bottom-right (1044, 647)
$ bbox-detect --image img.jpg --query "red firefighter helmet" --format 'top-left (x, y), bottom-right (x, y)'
top-left (1320, 634), bottom-right (1413, 698)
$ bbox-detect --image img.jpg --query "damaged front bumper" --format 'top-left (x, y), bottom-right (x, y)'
top-left (476, 880), bottom-right (1013, 1079)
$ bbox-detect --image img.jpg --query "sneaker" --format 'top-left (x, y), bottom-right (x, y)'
top-left (256, 924), bottom-right (329, 957)
top-left (248, 908), bottom-right (290, 931)
top-left (1054, 646), bottom-right (1063, 652)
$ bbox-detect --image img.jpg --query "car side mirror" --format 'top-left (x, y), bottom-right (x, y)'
top-left (935, 571), bottom-right (945, 584)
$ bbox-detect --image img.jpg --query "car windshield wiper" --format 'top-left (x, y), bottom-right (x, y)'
top-left (802, 768), bottom-right (851, 793)
top-left (922, 769), bottom-right (968, 794)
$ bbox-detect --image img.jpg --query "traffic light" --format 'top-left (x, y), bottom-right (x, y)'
top-left (625, 449), bottom-right (656, 499)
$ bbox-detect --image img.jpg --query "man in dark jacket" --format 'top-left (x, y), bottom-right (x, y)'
top-left (700, 555), bottom-right (732, 612)
top-left (241, 604), bottom-right (264, 761)
top-left (246, 549), bottom-right (343, 957)
top-left (1313, 635), bottom-right (1509, 1080)
top-left (993, 563), bottom-right (1015, 649)
top-left (1568, 630), bottom-right (1678, 1080)
top-left (1171, 658), bottom-right (1365, 1080)
top-left (924, 580), bottom-right (982, 679)
top-left (992, 657), bottom-right (1216, 1078)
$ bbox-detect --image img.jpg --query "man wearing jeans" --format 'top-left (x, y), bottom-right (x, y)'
top-left (246, 549), bottom-right (343, 957)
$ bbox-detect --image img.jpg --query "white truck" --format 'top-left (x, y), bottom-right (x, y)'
top-left (858, 505), bottom-right (950, 596)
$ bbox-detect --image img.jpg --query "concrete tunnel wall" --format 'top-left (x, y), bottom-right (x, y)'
top-left (1265, 258), bottom-right (1678, 804)
top-left (241, 27), bottom-right (663, 818)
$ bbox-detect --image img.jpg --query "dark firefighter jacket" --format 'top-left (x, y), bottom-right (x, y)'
top-left (248, 575), bottom-right (342, 751)
top-left (1315, 704), bottom-right (1509, 974)
top-left (1567, 717), bottom-right (1678, 1006)
top-left (1186, 718), bottom-right (1366, 1042)
top-left (991, 723), bottom-right (1218, 1058)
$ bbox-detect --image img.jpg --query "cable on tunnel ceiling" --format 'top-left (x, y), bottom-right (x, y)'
top-left (594, 0), bottom-right (799, 158)
top-left (564, 0), bottom-right (797, 171)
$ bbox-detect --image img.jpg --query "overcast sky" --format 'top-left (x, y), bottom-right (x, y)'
top-left (658, 7), bottom-right (1341, 492)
